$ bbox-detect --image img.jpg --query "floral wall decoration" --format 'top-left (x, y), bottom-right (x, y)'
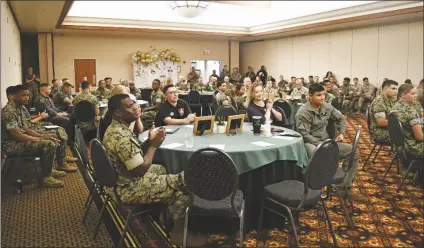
top-left (132, 46), bottom-right (181, 88)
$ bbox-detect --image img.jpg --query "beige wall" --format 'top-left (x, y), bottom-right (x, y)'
top-left (53, 33), bottom-right (233, 88)
top-left (1, 1), bottom-right (22, 107)
top-left (240, 21), bottom-right (424, 87)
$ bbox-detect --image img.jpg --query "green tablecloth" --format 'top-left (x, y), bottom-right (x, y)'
top-left (139, 123), bottom-right (308, 175)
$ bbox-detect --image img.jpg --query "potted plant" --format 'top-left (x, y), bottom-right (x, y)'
top-left (216, 116), bottom-right (226, 134)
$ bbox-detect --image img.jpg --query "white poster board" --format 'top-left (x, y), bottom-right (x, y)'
top-left (133, 60), bottom-right (179, 88)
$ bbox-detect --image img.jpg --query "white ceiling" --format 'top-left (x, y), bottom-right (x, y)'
top-left (67, 1), bottom-right (376, 28)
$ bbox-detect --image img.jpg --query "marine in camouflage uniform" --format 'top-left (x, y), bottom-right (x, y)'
top-left (339, 84), bottom-right (355, 114)
top-left (19, 105), bottom-right (76, 170)
top-left (193, 83), bottom-right (207, 92)
top-left (205, 84), bottom-right (217, 92)
top-left (24, 68), bottom-right (40, 108)
top-left (129, 84), bottom-right (142, 100)
top-left (73, 91), bottom-right (99, 131)
top-left (103, 119), bottom-right (188, 221)
top-left (369, 95), bottom-right (396, 143)
top-left (216, 91), bottom-right (232, 106)
top-left (417, 87), bottom-right (424, 108)
top-left (53, 88), bottom-right (74, 112)
top-left (1, 101), bottom-right (64, 187)
top-left (357, 81), bottom-right (376, 113)
top-left (92, 88), bottom-right (111, 100)
top-left (390, 101), bottom-right (423, 157)
top-left (234, 95), bottom-right (247, 115)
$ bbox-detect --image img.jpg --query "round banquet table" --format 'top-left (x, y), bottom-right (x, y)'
top-left (138, 123), bottom-right (308, 175)
top-left (138, 123), bottom-right (308, 229)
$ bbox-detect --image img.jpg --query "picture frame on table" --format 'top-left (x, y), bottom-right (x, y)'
top-left (177, 66), bottom-right (181, 73)
top-left (193, 116), bottom-right (215, 135)
top-left (226, 114), bottom-right (244, 134)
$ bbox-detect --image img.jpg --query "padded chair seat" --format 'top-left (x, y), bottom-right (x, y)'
top-left (191, 189), bottom-right (244, 216)
top-left (332, 168), bottom-right (345, 185)
top-left (264, 180), bottom-right (322, 208)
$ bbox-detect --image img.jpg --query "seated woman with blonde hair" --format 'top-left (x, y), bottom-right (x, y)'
top-left (247, 82), bottom-right (283, 124)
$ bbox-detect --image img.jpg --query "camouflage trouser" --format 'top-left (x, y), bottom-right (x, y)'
top-left (118, 164), bottom-right (188, 221)
top-left (3, 140), bottom-right (56, 177)
top-left (34, 126), bottom-right (68, 168)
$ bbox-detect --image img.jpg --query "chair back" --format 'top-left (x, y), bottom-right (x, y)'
top-left (185, 147), bottom-right (238, 201)
top-left (90, 139), bottom-right (117, 187)
top-left (271, 106), bottom-right (288, 127)
top-left (274, 100), bottom-right (291, 119)
top-left (75, 127), bottom-right (90, 167)
top-left (98, 115), bottom-right (111, 141)
top-left (326, 119), bottom-right (337, 139)
top-left (141, 89), bottom-right (152, 104)
top-left (74, 100), bottom-right (95, 122)
top-left (346, 125), bottom-right (361, 171)
top-left (331, 97), bottom-right (341, 110)
top-left (188, 90), bottom-right (201, 104)
top-left (304, 139), bottom-right (339, 190)
top-left (366, 104), bottom-right (371, 129)
top-left (388, 113), bottom-right (405, 148)
top-left (215, 105), bottom-right (238, 121)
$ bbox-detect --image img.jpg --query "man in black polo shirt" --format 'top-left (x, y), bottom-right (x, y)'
top-left (155, 84), bottom-right (195, 127)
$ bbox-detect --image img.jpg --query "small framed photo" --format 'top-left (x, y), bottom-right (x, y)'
top-left (226, 114), bottom-right (244, 134)
top-left (177, 66), bottom-right (181, 73)
top-left (193, 116), bottom-right (215, 135)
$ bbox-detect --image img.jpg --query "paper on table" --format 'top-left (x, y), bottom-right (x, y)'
top-left (272, 136), bottom-right (294, 140)
top-left (251, 141), bottom-right (275, 147)
top-left (184, 125), bottom-right (194, 128)
top-left (210, 144), bottom-right (225, 150)
top-left (162, 143), bottom-right (184, 149)
top-left (44, 125), bottom-right (60, 129)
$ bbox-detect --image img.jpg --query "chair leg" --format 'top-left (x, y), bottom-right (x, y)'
top-left (382, 155), bottom-right (397, 182)
top-left (397, 161), bottom-right (414, 193)
top-left (119, 208), bottom-right (135, 248)
top-left (93, 195), bottom-right (110, 240)
top-left (363, 144), bottom-right (377, 170)
top-left (372, 145), bottom-right (382, 164)
top-left (396, 156), bottom-right (400, 175)
top-left (321, 199), bottom-right (338, 248)
top-left (333, 185), bottom-right (355, 228)
top-left (82, 184), bottom-right (96, 224)
top-left (257, 198), bottom-right (265, 233)
top-left (280, 205), bottom-right (299, 248)
top-left (183, 206), bottom-right (190, 248)
top-left (239, 202), bottom-right (245, 248)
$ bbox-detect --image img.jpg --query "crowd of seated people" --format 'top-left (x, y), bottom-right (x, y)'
top-left (9, 64), bottom-right (423, 247)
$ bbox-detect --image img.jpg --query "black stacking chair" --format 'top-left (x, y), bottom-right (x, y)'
top-left (74, 100), bottom-right (97, 141)
top-left (211, 96), bottom-right (219, 113)
top-left (362, 105), bottom-right (394, 170)
top-left (330, 125), bottom-right (361, 228)
top-left (271, 106), bottom-right (289, 128)
top-left (188, 90), bottom-right (203, 116)
top-left (331, 97), bottom-right (341, 111)
top-left (183, 147), bottom-right (245, 248)
top-left (89, 139), bottom-right (166, 246)
top-left (274, 100), bottom-right (292, 122)
top-left (75, 127), bottom-right (98, 225)
top-left (141, 89), bottom-right (152, 105)
top-left (1, 152), bottom-right (41, 193)
top-left (258, 139), bottom-right (339, 248)
top-left (215, 105), bottom-right (238, 122)
top-left (387, 114), bottom-right (424, 192)
top-left (326, 119), bottom-right (337, 139)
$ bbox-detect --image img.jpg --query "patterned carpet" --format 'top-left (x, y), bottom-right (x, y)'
top-left (1, 150), bottom-right (113, 247)
top-left (1, 116), bottom-right (423, 247)
top-left (185, 116), bottom-right (424, 247)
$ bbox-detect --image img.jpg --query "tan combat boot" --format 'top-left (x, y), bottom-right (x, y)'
top-left (66, 156), bottom-right (78, 162)
top-left (52, 169), bottom-right (67, 178)
top-left (41, 176), bottom-right (64, 188)
top-left (57, 163), bottom-right (78, 173)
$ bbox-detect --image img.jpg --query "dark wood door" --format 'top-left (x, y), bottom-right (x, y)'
top-left (74, 59), bottom-right (96, 92)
